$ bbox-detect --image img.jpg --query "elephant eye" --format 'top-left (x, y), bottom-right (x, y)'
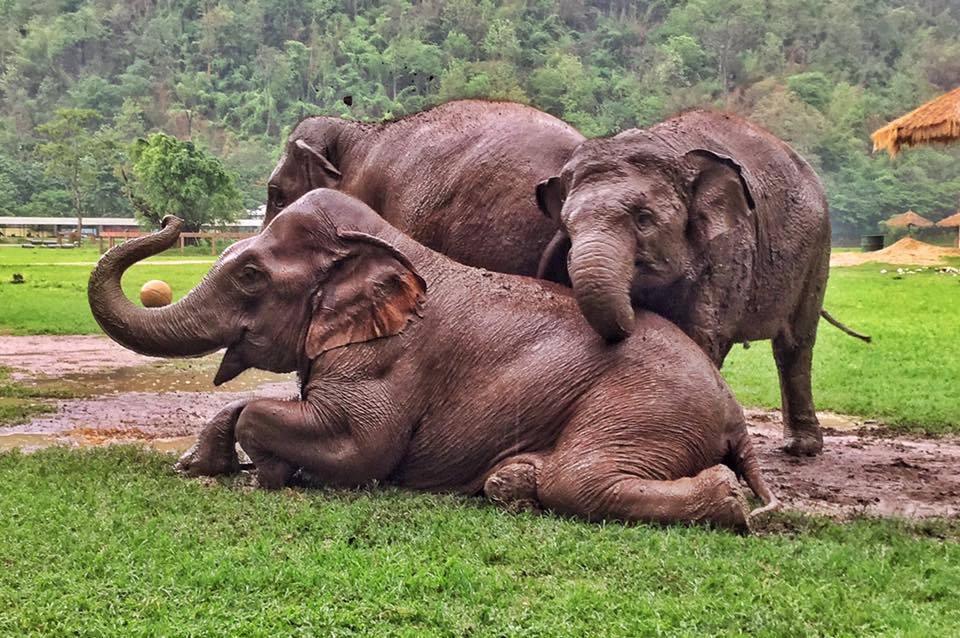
top-left (237, 264), bottom-right (266, 293)
top-left (269, 187), bottom-right (286, 209)
top-left (634, 208), bottom-right (655, 226)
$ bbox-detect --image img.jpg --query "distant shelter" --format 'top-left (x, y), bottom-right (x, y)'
top-left (0, 217), bottom-right (261, 239)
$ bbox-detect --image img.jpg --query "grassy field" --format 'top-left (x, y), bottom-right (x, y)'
top-left (0, 446), bottom-right (957, 636)
top-left (0, 246), bottom-right (215, 335)
top-left (723, 262), bottom-right (960, 434)
top-left (1, 248), bottom-right (958, 433)
top-left (1, 251), bottom-right (958, 635)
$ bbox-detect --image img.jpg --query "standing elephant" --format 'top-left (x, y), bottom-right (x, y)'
top-left (265, 99), bottom-right (585, 277)
top-left (88, 189), bottom-right (777, 533)
top-left (535, 109), bottom-right (869, 457)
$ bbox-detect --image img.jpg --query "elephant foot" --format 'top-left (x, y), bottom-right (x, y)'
top-left (691, 465), bottom-right (751, 534)
top-left (253, 458), bottom-right (295, 490)
top-left (175, 441), bottom-right (240, 477)
top-left (782, 426), bottom-right (823, 457)
top-left (484, 461), bottom-right (541, 514)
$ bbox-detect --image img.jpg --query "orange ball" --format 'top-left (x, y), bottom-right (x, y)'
top-left (140, 280), bottom-right (173, 307)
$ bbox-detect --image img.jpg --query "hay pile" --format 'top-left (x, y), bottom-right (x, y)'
top-left (831, 237), bottom-right (960, 267)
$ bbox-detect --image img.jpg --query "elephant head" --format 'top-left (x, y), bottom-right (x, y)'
top-left (89, 189), bottom-right (426, 385)
top-left (265, 118), bottom-right (353, 227)
top-left (536, 133), bottom-right (756, 341)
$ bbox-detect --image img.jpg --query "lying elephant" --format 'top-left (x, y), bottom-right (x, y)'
top-left (87, 189), bottom-right (777, 532)
top-left (265, 99), bottom-right (585, 277)
top-left (535, 109), bottom-right (869, 457)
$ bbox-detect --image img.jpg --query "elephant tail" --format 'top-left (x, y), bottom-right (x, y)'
top-left (820, 309), bottom-right (872, 343)
top-left (728, 429), bottom-right (780, 519)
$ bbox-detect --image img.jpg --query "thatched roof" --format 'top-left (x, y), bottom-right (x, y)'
top-left (882, 210), bottom-right (934, 228)
top-left (937, 211), bottom-right (960, 228)
top-left (871, 86), bottom-right (960, 156)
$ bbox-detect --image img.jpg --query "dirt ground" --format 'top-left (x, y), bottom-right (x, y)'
top-left (830, 236), bottom-right (960, 267)
top-left (1, 335), bottom-right (957, 521)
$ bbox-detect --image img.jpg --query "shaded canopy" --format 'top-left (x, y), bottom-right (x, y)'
top-left (936, 211), bottom-right (960, 228)
top-left (882, 210), bottom-right (934, 228)
top-left (871, 86), bottom-right (960, 156)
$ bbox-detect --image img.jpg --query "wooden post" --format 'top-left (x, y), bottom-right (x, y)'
top-left (99, 234), bottom-right (104, 254)
top-left (211, 235), bottom-right (216, 255)
top-left (180, 235), bottom-right (185, 254)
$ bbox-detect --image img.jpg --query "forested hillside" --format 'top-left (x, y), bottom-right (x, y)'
top-left (1, 0), bottom-right (958, 238)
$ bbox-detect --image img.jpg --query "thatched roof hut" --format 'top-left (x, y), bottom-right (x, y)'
top-left (882, 210), bottom-right (934, 228)
top-left (936, 212), bottom-right (960, 248)
top-left (936, 211), bottom-right (960, 228)
top-left (871, 86), bottom-right (960, 156)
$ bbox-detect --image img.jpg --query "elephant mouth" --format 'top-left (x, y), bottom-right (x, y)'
top-left (629, 274), bottom-right (674, 306)
top-left (631, 267), bottom-right (676, 291)
top-left (213, 340), bottom-right (250, 386)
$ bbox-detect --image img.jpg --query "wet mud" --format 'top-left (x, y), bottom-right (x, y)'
top-left (747, 410), bottom-right (960, 519)
top-left (1, 335), bottom-right (957, 521)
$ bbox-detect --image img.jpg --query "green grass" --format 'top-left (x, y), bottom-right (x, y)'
top-left (2, 251), bottom-right (958, 433)
top-left (0, 244), bottom-right (221, 264)
top-left (0, 260), bottom-right (214, 335)
top-left (722, 264), bottom-right (960, 434)
top-left (0, 446), bottom-right (957, 636)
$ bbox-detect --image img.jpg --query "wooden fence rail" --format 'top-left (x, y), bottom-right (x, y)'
top-left (99, 230), bottom-right (257, 255)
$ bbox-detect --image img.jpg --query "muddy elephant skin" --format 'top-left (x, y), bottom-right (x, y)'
top-left (536, 109), bottom-right (842, 457)
top-left (88, 189), bottom-right (777, 533)
top-left (265, 99), bottom-right (585, 277)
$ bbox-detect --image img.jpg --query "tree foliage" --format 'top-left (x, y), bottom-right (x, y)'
top-left (128, 133), bottom-right (242, 232)
top-left (0, 0), bottom-right (956, 237)
top-left (35, 108), bottom-right (122, 225)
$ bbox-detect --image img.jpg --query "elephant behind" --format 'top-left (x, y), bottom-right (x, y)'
top-left (536, 109), bottom-right (868, 457)
top-left (265, 99), bottom-right (585, 277)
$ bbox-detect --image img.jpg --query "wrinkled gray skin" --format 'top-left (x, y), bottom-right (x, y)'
top-left (265, 99), bottom-right (585, 277)
top-left (87, 189), bottom-right (778, 533)
top-left (536, 110), bottom-right (853, 457)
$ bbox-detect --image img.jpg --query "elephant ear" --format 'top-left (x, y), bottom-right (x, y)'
top-left (295, 139), bottom-right (342, 187)
top-left (535, 176), bottom-right (565, 221)
top-left (684, 149), bottom-right (756, 245)
top-left (305, 231), bottom-right (426, 359)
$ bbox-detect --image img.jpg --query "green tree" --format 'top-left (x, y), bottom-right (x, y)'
top-left (35, 108), bottom-right (117, 241)
top-left (128, 132), bottom-right (243, 232)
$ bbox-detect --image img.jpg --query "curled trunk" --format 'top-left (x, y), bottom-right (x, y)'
top-left (567, 224), bottom-right (637, 342)
top-left (87, 216), bottom-right (231, 358)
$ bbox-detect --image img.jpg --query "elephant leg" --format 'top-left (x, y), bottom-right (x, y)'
top-left (680, 283), bottom-right (742, 368)
top-left (774, 257), bottom-right (827, 457)
top-left (773, 330), bottom-right (821, 456)
top-left (484, 454), bottom-right (545, 513)
top-left (175, 399), bottom-right (249, 477)
top-left (235, 398), bottom-right (404, 490)
top-left (537, 461), bottom-right (751, 533)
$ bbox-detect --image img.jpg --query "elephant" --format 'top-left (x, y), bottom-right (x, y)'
top-left (535, 109), bottom-right (869, 457)
top-left (264, 99), bottom-right (585, 277)
top-left (87, 189), bottom-right (778, 533)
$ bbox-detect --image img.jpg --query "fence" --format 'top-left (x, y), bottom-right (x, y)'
top-left (99, 230), bottom-right (256, 255)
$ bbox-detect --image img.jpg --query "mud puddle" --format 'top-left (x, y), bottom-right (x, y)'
top-left (0, 335), bottom-right (163, 377)
top-left (28, 358), bottom-right (288, 396)
top-left (748, 411), bottom-right (960, 520)
top-left (1, 334), bottom-right (297, 447)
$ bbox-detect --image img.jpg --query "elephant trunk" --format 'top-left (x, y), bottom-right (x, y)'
top-left (87, 216), bottom-right (231, 358)
top-left (567, 221), bottom-right (637, 342)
